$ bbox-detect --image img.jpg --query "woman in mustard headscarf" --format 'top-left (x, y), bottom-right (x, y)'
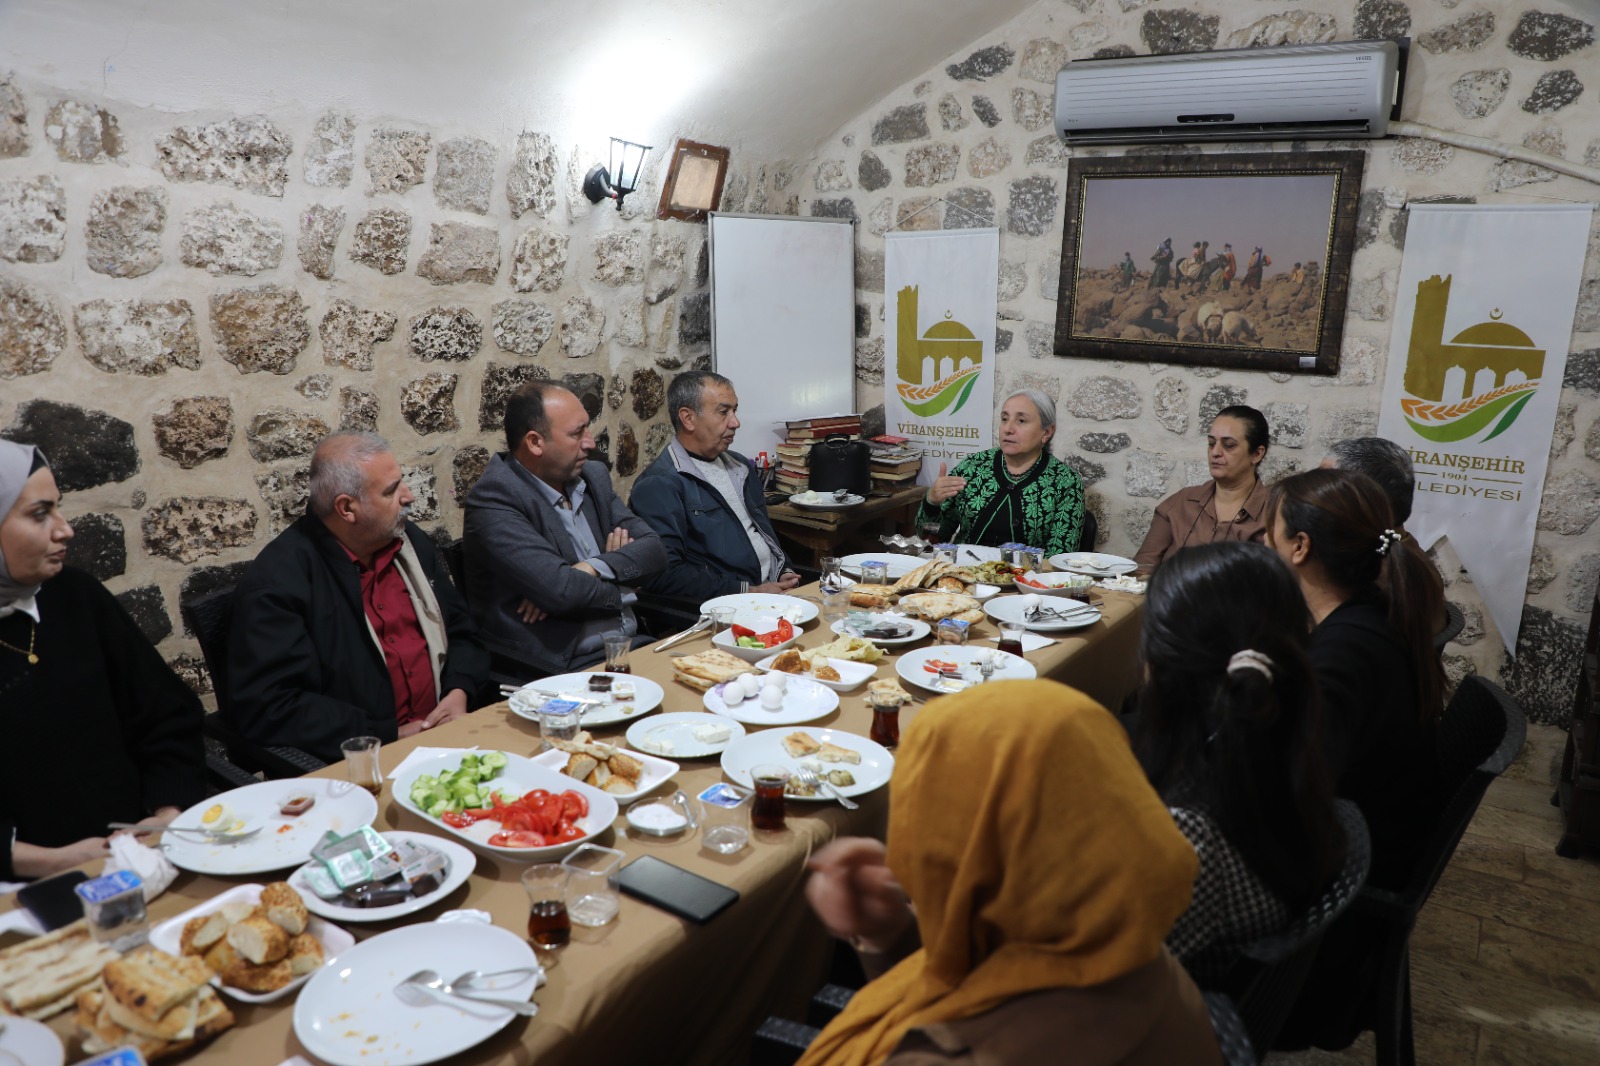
top-left (799, 680), bottom-right (1220, 1066)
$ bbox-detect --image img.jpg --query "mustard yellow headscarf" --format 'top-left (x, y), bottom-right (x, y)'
top-left (798, 679), bottom-right (1198, 1066)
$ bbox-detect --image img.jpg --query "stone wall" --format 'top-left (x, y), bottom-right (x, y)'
top-left (0, 79), bottom-right (713, 692)
top-left (779, 0), bottom-right (1600, 725)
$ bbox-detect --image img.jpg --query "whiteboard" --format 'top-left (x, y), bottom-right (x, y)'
top-left (709, 213), bottom-right (856, 463)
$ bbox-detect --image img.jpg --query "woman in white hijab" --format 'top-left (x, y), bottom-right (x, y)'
top-left (1, 440), bottom-right (206, 880)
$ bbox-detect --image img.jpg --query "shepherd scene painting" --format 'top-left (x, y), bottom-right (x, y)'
top-left (1069, 172), bottom-right (1340, 354)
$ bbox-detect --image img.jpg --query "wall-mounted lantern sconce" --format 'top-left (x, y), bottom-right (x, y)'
top-left (583, 137), bottom-right (653, 210)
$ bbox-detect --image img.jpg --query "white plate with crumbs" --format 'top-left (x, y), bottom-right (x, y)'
top-left (625, 712), bottom-right (746, 758)
top-left (0, 1017), bottom-right (63, 1066)
top-left (720, 728), bottom-right (894, 800)
top-left (288, 832), bottom-right (478, 924)
top-left (160, 778), bottom-right (379, 876)
top-left (293, 921), bottom-right (538, 1066)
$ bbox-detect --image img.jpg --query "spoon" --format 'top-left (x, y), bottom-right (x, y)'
top-left (450, 967), bottom-right (544, 991)
top-left (394, 969), bottom-right (538, 1016)
top-left (108, 822), bottom-right (263, 843)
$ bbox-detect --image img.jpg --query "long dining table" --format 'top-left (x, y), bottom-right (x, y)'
top-left (20, 581), bottom-right (1143, 1066)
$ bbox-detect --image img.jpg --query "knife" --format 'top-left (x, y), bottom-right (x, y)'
top-left (653, 616), bottom-right (712, 653)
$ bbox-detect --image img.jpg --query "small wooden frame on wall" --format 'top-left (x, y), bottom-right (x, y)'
top-left (657, 139), bottom-right (731, 223)
top-left (1052, 150), bottom-right (1365, 375)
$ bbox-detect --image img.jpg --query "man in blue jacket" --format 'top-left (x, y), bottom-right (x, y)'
top-left (630, 370), bottom-right (801, 600)
top-left (464, 382), bottom-right (666, 677)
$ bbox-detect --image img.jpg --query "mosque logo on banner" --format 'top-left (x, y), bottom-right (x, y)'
top-left (1399, 274), bottom-right (1543, 444)
top-left (895, 285), bottom-right (983, 417)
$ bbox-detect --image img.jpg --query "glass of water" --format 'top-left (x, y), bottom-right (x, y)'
top-left (697, 783), bottom-right (751, 854)
top-left (537, 698), bottom-right (583, 749)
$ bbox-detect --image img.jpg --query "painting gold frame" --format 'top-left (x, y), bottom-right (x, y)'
top-left (1052, 151), bottom-right (1365, 375)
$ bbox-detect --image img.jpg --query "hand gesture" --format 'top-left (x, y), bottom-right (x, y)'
top-left (604, 527), bottom-right (634, 552)
top-left (805, 837), bottom-right (914, 953)
top-left (925, 462), bottom-right (967, 505)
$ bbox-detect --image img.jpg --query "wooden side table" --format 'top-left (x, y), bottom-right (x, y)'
top-left (767, 486), bottom-right (926, 566)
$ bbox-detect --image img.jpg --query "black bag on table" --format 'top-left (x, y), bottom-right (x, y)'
top-left (808, 435), bottom-right (871, 495)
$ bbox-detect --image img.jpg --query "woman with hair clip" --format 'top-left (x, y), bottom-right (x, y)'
top-left (1134, 405), bottom-right (1271, 573)
top-left (0, 440), bottom-right (206, 881)
top-left (1133, 541), bottom-right (1345, 979)
top-left (1265, 466), bottom-right (1445, 891)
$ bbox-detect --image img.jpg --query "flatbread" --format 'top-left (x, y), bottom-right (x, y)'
top-left (671, 648), bottom-right (751, 691)
top-left (0, 919), bottom-right (120, 1019)
top-left (896, 591), bottom-right (982, 622)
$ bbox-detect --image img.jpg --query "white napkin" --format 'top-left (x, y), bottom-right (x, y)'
top-left (387, 745), bottom-right (478, 781)
top-left (987, 631), bottom-right (1056, 653)
top-left (104, 834), bottom-right (178, 902)
top-left (0, 906), bottom-right (44, 937)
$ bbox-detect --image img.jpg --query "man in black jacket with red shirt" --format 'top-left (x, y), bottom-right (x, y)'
top-left (226, 432), bottom-right (489, 763)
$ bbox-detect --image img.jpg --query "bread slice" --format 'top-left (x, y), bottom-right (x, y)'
top-left (849, 587), bottom-right (895, 609)
top-left (817, 740), bottom-right (862, 765)
top-left (259, 882), bottom-right (308, 936)
top-left (226, 914), bottom-right (289, 965)
top-left (782, 732), bottom-right (821, 758)
top-left (813, 663), bottom-right (841, 682)
top-left (0, 918), bottom-right (120, 1018)
top-left (608, 752), bottom-right (644, 785)
top-left (671, 648), bottom-right (752, 690)
top-left (587, 762), bottom-right (613, 790)
top-left (221, 956), bottom-right (294, 994)
top-left (104, 987), bottom-right (198, 1041)
top-left (562, 752), bottom-right (599, 784)
top-left (770, 648), bottom-right (806, 674)
top-left (867, 678), bottom-right (911, 705)
top-left (178, 912), bottom-right (229, 957)
top-left (286, 933), bottom-right (324, 977)
top-left (218, 901), bottom-right (256, 924)
top-left (101, 949), bottom-right (212, 1024)
top-left (201, 940), bottom-right (238, 977)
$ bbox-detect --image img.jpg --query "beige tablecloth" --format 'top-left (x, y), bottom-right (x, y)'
top-left (21, 585), bottom-right (1143, 1065)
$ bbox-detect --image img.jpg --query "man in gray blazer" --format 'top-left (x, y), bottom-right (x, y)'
top-left (463, 382), bottom-right (666, 678)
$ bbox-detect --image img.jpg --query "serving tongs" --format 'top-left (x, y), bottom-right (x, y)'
top-left (653, 613), bottom-right (713, 653)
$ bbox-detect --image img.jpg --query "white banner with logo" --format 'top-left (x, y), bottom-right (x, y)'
top-left (1376, 203), bottom-right (1592, 652)
top-left (884, 229), bottom-right (1000, 484)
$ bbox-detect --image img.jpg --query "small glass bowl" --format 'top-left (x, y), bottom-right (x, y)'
top-left (625, 791), bottom-right (697, 837)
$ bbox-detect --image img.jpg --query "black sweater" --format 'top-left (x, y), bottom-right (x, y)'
top-left (0, 567), bottom-right (206, 878)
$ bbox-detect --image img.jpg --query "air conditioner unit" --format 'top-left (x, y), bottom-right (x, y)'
top-left (1055, 40), bottom-right (1402, 146)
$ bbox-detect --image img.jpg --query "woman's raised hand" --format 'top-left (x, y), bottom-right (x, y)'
top-left (925, 462), bottom-right (967, 505)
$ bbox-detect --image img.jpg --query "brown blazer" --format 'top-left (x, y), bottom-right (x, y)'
top-left (1134, 478), bottom-right (1270, 573)
top-left (874, 950), bottom-right (1221, 1066)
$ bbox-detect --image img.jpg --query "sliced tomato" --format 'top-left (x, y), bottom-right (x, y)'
top-left (554, 823), bottom-right (585, 843)
top-left (440, 811), bottom-right (476, 828)
top-left (487, 830), bottom-right (547, 848)
top-left (499, 808), bottom-right (534, 831)
top-left (524, 789), bottom-right (551, 802)
top-left (560, 790), bottom-right (588, 819)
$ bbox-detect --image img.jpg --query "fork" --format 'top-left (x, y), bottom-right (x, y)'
top-left (110, 822), bottom-right (263, 843)
top-left (792, 768), bottom-right (859, 810)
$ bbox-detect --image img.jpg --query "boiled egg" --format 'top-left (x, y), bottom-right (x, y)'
top-left (199, 802), bottom-right (243, 833)
top-left (760, 687), bottom-right (785, 711)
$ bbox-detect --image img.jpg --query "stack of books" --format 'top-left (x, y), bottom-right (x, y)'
top-left (775, 414), bottom-right (863, 494)
top-left (867, 434), bottom-right (923, 493)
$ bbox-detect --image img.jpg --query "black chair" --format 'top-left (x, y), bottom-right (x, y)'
top-left (179, 586), bottom-right (326, 778)
top-left (1432, 600), bottom-right (1464, 655)
top-left (1211, 799), bottom-right (1371, 1059)
top-left (1078, 508), bottom-right (1098, 552)
top-left (1204, 991), bottom-right (1256, 1066)
top-left (1275, 676), bottom-right (1526, 1065)
top-left (1358, 677), bottom-right (1525, 1066)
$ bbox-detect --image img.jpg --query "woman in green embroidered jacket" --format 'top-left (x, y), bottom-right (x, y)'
top-left (915, 389), bottom-right (1086, 556)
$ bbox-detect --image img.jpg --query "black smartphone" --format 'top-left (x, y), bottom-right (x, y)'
top-left (15, 870), bottom-right (90, 932)
top-left (615, 856), bottom-right (739, 924)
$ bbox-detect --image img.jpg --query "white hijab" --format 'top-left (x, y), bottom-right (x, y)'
top-left (0, 439), bottom-right (47, 616)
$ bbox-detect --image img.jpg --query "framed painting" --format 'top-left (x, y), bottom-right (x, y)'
top-left (1052, 151), bottom-right (1365, 374)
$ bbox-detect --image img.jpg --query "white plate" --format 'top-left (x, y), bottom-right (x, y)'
top-left (830, 612), bottom-right (932, 646)
top-left (293, 921), bottom-right (538, 1066)
top-left (699, 593), bottom-right (819, 625)
top-left (720, 728), bottom-right (894, 800)
top-left (161, 779), bottom-right (380, 876)
top-left (789, 491), bottom-right (865, 509)
top-left (711, 618), bottom-right (800, 663)
top-left (148, 883), bottom-right (355, 1004)
top-left (506, 672), bottom-right (663, 727)
top-left (528, 746), bottom-right (680, 802)
top-left (625, 712), bottom-right (747, 758)
top-left (288, 832), bottom-right (478, 924)
top-left (0, 1016), bottom-right (63, 1066)
top-left (946, 544), bottom-right (1002, 564)
top-left (970, 582), bottom-right (1002, 602)
top-left (985, 593), bottom-right (1102, 632)
top-left (394, 751), bottom-right (619, 863)
top-left (1049, 551), bottom-right (1138, 576)
top-left (1015, 570), bottom-right (1096, 598)
top-left (896, 645), bottom-right (1037, 694)
top-left (838, 553), bottom-right (921, 580)
top-left (706, 671), bottom-right (842, 723)
top-left (752, 653), bottom-right (876, 693)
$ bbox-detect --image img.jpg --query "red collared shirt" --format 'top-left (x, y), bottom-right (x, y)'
top-left (344, 538), bottom-right (434, 725)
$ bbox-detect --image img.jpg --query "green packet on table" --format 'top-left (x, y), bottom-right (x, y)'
top-left (304, 825), bottom-right (450, 905)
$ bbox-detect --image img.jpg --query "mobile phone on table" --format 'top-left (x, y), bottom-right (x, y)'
top-left (615, 856), bottom-right (739, 924)
top-left (16, 870), bottom-right (90, 932)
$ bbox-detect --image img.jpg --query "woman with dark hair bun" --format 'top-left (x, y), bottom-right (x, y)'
top-left (1134, 540), bottom-right (1344, 979)
top-left (1134, 405), bottom-right (1272, 573)
top-left (1265, 466), bottom-right (1445, 890)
